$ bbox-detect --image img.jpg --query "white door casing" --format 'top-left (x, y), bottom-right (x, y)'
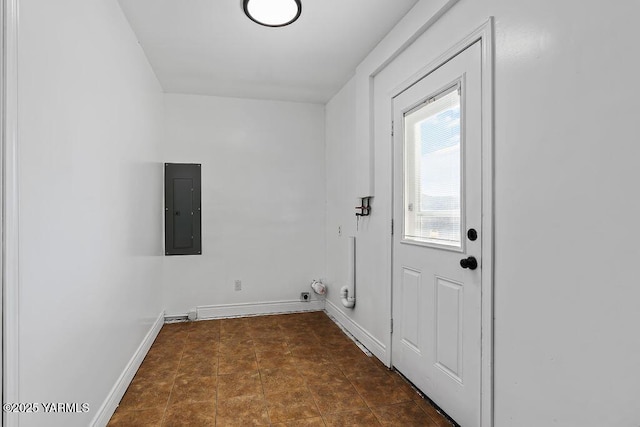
top-left (391, 39), bottom-right (485, 427)
top-left (3, 0), bottom-right (21, 426)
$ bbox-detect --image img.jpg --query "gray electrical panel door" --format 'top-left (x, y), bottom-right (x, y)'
top-left (165, 163), bottom-right (201, 255)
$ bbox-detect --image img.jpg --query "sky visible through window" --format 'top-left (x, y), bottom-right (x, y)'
top-left (419, 93), bottom-right (461, 213)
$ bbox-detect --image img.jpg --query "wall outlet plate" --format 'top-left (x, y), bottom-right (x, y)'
top-left (234, 280), bottom-right (242, 291)
top-left (300, 292), bottom-right (310, 302)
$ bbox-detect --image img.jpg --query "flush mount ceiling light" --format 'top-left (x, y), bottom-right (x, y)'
top-left (243, 0), bottom-right (302, 27)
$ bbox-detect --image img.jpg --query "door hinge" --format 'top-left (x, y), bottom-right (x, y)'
top-left (390, 318), bottom-right (394, 334)
top-left (391, 219), bottom-right (394, 235)
top-left (391, 121), bottom-right (394, 137)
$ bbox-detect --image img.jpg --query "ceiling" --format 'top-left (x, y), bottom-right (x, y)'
top-left (117, 0), bottom-right (420, 103)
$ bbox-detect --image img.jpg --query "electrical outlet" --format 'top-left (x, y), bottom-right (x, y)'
top-left (338, 225), bottom-right (342, 236)
top-left (234, 280), bottom-right (242, 291)
top-left (300, 292), bottom-right (310, 302)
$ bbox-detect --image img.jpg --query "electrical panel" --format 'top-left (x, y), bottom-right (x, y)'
top-left (164, 163), bottom-right (201, 255)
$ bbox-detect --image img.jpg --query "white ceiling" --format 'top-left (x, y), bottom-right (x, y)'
top-left (118, 0), bottom-right (419, 103)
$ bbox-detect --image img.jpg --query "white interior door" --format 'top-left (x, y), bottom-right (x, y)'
top-left (392, 41), bottom-right (482, 427)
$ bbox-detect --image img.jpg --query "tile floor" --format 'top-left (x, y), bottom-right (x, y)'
top-left (108, 311), bottom-right (453, 426)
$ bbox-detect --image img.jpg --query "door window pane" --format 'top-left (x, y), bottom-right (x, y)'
top-left (403, 85), bottom-right (461, 247)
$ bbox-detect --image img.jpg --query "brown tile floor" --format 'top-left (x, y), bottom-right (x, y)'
top-left (108, 312), bottom-right (453, 427)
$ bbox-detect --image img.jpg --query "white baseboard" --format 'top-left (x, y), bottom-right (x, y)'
top-left (90, 311), bottom-right (165, 427)
top-left (197, 299), bottom-right (325, 320)
top-left (325, 299), bottom-right (387, 364)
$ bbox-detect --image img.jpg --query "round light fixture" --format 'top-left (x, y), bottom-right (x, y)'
top-left (243, 0), bottom-right (302, 28)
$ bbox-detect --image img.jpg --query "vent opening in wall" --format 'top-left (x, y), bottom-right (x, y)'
top-left (165, 163), bottom-right (202, 255)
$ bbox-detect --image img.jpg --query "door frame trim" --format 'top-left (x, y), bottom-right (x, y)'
top-left (389, 18), bottom-right (494, 427)
top-left (2, 0), bottom-right (20, 425)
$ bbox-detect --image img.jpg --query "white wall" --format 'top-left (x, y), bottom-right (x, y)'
top-left (161, 94), bottom-right (326, 316)
top-left (324, 76), bottom-right (360, 315)
top-left (489, 1), bottom-right (639, 424)
top-left (325, 0), bottom-right (640, 425)
top-left (325, 78), bottom-right (356, 296)
top-left (324, 76), bottom-right (392, 358)
top-left (16, 0), bottom-right (164, 425)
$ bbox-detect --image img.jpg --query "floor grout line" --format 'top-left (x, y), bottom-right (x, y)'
top-left (159, 332), bottom-right (187, 427)
top-left (291, 339), bottom-right (326, 426)
top-left (214, 342), bottom-right (219, 426)
top-left (254, 347), bottom-right (272, 427)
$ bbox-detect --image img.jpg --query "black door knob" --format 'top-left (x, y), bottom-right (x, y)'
top-left (460, 256), bottom-right (478, 270)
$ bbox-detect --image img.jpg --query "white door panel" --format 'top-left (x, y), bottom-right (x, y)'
top-left (392, 41), bottom-right (482, 427)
